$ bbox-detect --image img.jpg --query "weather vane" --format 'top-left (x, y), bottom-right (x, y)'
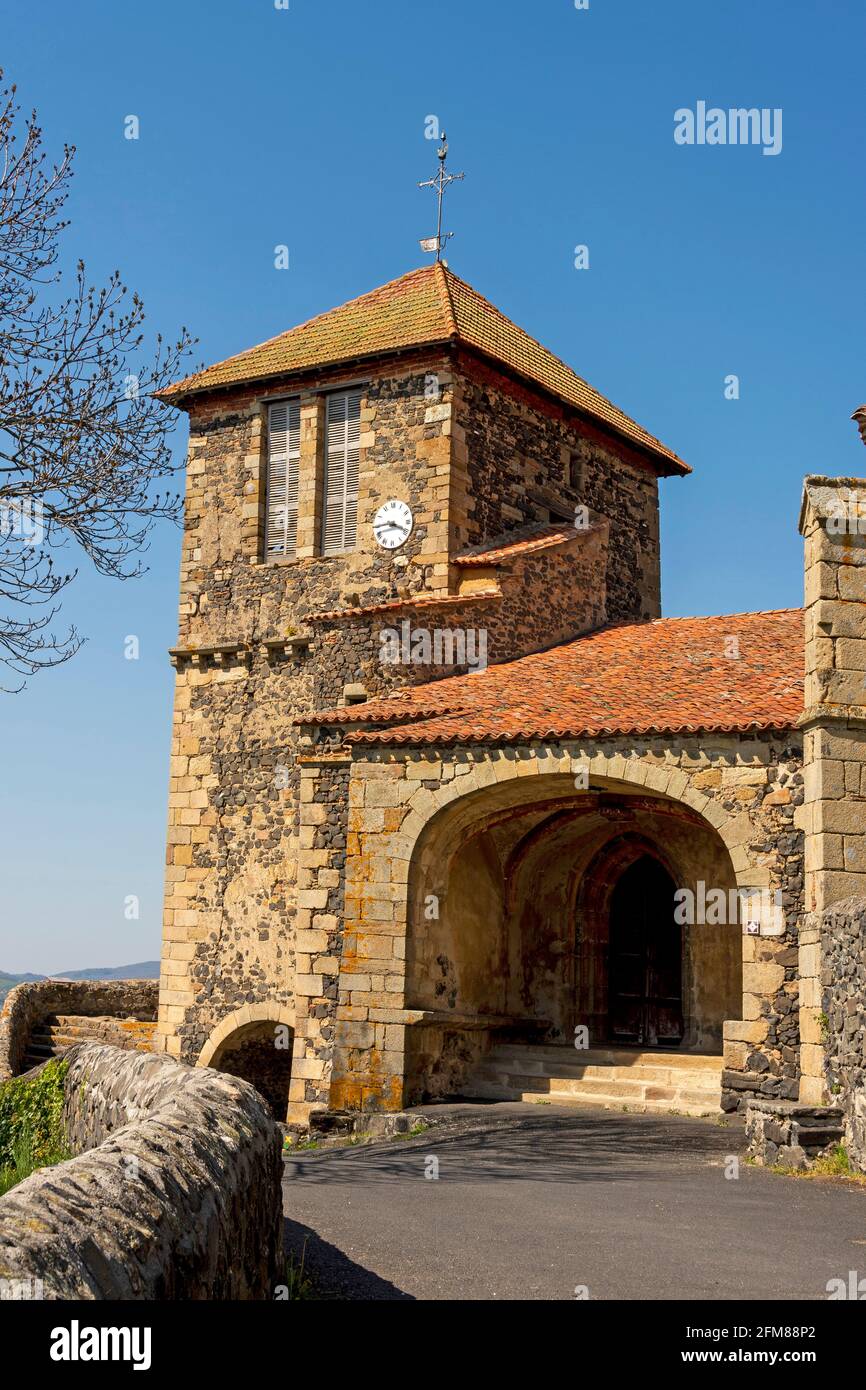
top-left (418, 133), bottom-right (464, 263)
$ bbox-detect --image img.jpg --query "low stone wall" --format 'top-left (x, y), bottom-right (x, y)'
top-left (0, 1043), bottom-right (283, 1299)
top-left (0, 979), bottom-right (158, 1080)
top-left (744, 1097), bottom-right (844, 1169)
top-left (820, 896), bottom-right (866, 1169)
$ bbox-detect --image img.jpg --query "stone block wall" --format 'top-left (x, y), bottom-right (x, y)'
top-left (0, 979), bottom-right (158, 1081)
top-left (452, 350), bottom-right (663, 622)
top-left (291, 732), bottom-right (805, 1124)
top-left (0, 1043), bottom-right (283, 1299)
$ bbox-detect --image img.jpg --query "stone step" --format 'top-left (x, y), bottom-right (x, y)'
top-left (491, 1072), bottom-right (720, 1103)
top-left (483, 1044), bottom-right (722, 1072)
top-left (20, 1014), bottom-right (157, 1073)
top-left (519, 1090), bottom-right (721, 1118)
top-left (469, 1079), bottom-right (720, 1117)
top-left (466, 1043), bottom-right (722, 1117)
top-left (473, 1059), bottom-right (722, 1090)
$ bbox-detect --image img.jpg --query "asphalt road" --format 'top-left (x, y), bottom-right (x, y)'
top-left (282, 1102), bottom-right (866, 1301)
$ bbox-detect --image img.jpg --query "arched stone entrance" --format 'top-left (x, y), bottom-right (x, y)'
top-left (400, 770), bottom-right (743, 1104)
top-left (318, 741), bottom-right (797, 1125)
top-left (198, 1006), bottom-right (295, 1121)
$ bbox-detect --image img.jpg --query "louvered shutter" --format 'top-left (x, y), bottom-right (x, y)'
top-left (266, 399), bottom-right (300, 557)
top-left (322, 389), bottom-right (362, 555)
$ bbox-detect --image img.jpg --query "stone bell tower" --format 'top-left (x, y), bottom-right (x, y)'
top-left (151, 263), bottom-right (684, 1120)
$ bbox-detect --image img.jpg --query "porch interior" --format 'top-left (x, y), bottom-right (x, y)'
top-left (404, 776), bottom-right (741, 1115)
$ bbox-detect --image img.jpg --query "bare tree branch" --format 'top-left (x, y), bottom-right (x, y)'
top-left (0, 70), bottom-right (196, 685)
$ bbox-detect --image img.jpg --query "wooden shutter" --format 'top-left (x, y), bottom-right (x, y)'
top-left (266, 399), bottom-right (300, 557)
top-left (322, 389), bottom-right (362, 555)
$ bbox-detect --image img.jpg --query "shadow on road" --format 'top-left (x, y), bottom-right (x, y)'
top-left (283, 1218), bottom-right (415, 1300)
top-left (283, 1109), bottom-right (742, 1187)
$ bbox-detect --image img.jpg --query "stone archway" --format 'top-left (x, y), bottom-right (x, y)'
top-left (398, 763), bottom-right (745, 1101)
top-left (329, 744), bottom-right (776, 1118)
top-left (198, 1005), bottom-right (295, 1121)
top-left (575, 832), bottom-right (683, 1047)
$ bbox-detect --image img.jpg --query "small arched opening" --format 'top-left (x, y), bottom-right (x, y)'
top-left (208, 1020), bottom-right (294, 1121)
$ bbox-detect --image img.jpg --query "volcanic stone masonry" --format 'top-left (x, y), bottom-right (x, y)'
top-left (154, 341), bottom-right (662, 1100)
top-left (151, 261), bottom-right (866, 1135)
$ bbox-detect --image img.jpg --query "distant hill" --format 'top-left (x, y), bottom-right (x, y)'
top-left (51, 962), bottom-right (160, 982)
top-left (0, 962), bottom-right (159, 1004)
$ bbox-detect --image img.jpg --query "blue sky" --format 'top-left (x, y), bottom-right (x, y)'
top-left (2, 0), bottom-right (864, 972)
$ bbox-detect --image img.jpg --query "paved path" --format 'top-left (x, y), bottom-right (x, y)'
top-left (282, 1103), bottom-right (866, 1300)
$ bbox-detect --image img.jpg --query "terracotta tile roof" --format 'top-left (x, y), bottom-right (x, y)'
top-left (454, 523), bottom-right (577, 566)
top-left (160, 264), bottom-right (687, 474)
top-left (302, 609), bottom-right (804, 746)
top-left (306, 588), bottom-right (501, 623)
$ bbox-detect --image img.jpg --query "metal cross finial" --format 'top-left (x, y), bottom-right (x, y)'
top-left (418, 132), bottom-right (465, 262)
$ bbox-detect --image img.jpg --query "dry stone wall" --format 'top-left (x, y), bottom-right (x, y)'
top-left (816, 895), bottom-right (866, 1168)
top-left (0, 980), bottom-right (158, 1081)
top-left (0, 1043), bottom-right (283, 1299)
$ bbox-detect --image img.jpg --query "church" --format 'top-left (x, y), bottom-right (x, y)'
top-left (151, 257), bottom-right (866, 1132)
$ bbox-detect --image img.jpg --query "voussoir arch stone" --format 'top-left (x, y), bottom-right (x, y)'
top-left (398, 748), bottom-right (758, 882)
top-left (197, 1003), bottom-right (295, 1070)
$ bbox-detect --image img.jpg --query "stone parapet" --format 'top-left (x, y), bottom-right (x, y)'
top-left (0, 979), bottom-right (158, 1081)
top-left (0, 1043), bottom-right (283, 1299)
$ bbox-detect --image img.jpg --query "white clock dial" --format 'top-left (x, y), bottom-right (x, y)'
top-left (373, 499), bottom-right (413, 551)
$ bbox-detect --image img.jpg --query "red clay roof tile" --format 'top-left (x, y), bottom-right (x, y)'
top-left (302, 609), bottom-right (804, 746)
top-left (453, 523), bottom-right (577, 566)
top-left (160, 264), bottom-right (687, 473)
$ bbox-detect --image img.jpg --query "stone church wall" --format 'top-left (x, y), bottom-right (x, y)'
top-left (452, 350), bottom-right (663, 622)
top-left (157, 356), bottom-right (458, 1070)
top-left (156, 349), bottom-right (661, 1111)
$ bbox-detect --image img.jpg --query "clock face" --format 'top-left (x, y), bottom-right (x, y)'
top-left (373, 499), bottom-right (413, 551)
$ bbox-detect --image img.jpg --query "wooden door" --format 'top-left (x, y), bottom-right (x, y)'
top-left (608, 855), bottom-right (683, 1046)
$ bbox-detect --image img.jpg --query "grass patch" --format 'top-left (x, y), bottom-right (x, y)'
top-left (812, 1143), bottom-right (853, 1177)
top-left (770, 1144), bottom-right (866, 1185)
top-left (280, 1241), bottom-right (315, 1300)
top-left (0, 1058), bottom-right (71, 1195)
top-left (0, 1131), bottom-right (70, 1197)
top-left (392, 1123), bottom-right (429, 1141)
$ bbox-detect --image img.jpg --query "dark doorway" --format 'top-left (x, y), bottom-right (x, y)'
top-left (608, 855), bottom-right (683, 1046)
top-left (214, 1022), bottom-right (293, 1120)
